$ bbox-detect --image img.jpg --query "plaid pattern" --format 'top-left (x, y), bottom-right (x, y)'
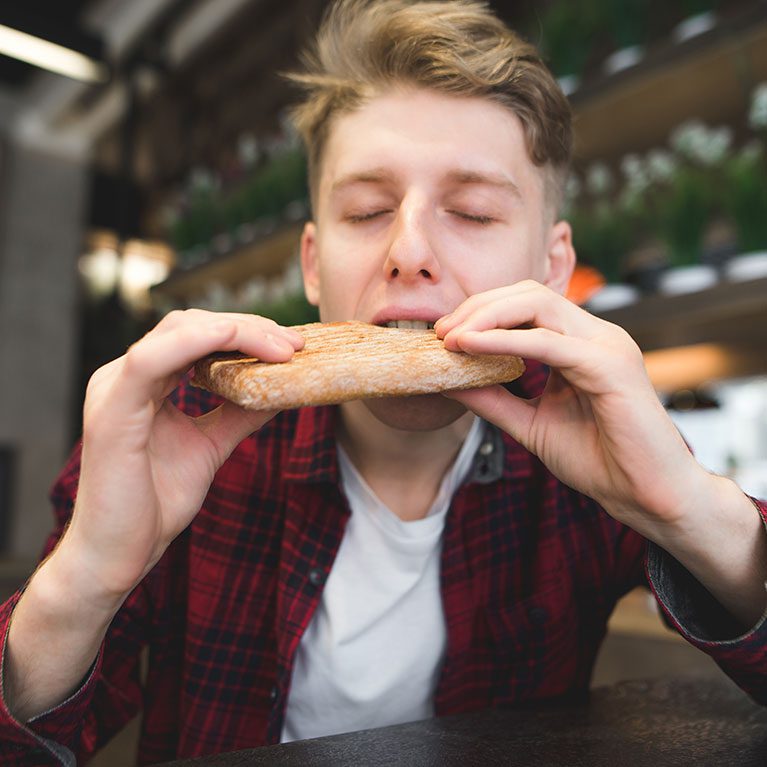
top-left (1, 362), bottom-right (766, 765)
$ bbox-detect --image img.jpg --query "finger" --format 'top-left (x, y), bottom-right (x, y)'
top-left (435, 281), bottom-right (540, 336)
top-left (444, 385), bottom-right (536, 448)
top-left (441, 283), bottom-right (614, 350)
top-left (113, 318), bottom-right (300, 411)
top-left (451, 327), bottom-right (588, 370)
top-left (442, 290), bottom-right (603, 352)
top-left (152, 309), bottom-right (305, 349)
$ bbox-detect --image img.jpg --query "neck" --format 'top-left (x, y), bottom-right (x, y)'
top-left (336, 401), bottom-right (476, 521)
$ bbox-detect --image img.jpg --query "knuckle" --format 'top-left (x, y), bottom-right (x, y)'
top-left (162, 309), bottom-right (186, 326)
top-left (122, 343), bottom-right (146, 375)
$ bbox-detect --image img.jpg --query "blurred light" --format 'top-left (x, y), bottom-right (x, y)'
top-left (644, 344), bottom-right (747, 393)
top-left (119, 240), bottom-right (173, 311)
top-left (79, 231), bottom-right (175, 312)
top-left (78, 247), bottom-right (120, 298)
top-left (0, 23), bottom-right (108, 83)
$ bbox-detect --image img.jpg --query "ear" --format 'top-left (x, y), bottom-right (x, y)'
top-left (543, 220), bottom-right (576, 296)
top-left (300, 221), bottom-right (321, 307)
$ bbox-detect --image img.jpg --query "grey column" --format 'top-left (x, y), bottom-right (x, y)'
top-left (0, 139), bottom-right (87, 559)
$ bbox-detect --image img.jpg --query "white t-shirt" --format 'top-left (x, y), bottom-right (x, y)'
top-left (281, 417), bottom-right (483, 742)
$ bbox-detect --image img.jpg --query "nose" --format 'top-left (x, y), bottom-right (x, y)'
top-left (383, 196), bottom-right (440, 284)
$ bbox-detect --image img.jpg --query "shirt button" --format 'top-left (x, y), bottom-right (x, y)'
top-left (528, 606), bottom-right (548, 625)
top-left (479, 441), bottom-right (494, 456)
top-left (270, 686), bottom-right (279, 702)
top-left (308, 567), bottom-right (326, 587)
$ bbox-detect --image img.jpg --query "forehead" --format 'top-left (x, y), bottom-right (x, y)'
top-left (318, 88), bottom-right (542, 198)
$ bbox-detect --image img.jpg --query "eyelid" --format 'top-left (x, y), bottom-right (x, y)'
top-left (447, 209), bottom-right (496, 224)
top-left (345, 209), bottom-right (393, 223)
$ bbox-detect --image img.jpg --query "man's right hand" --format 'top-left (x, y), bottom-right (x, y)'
top-left (61, 309), bottom-right (304, 607)
top-left (4, 310), bottom-right (303, 722)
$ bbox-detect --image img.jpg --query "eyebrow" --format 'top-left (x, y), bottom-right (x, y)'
top-left (445, 169), bottom-right (521, 198)
top-left (330, 168), bottom-right (395, 194)
top-left (330, 167), bottom-right (521, 198)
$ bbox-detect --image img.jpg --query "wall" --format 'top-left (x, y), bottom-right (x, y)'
top-left (0, 139), bottom-right (87, 559)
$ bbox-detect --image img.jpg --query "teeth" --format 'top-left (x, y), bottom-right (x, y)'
top-left (385, 320), bottom-right (434, 330)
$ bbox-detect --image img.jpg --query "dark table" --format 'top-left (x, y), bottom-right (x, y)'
top-left (153, 676), bottom-right (767, 766)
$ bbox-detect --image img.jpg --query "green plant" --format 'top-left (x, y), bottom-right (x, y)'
top-left (724, 147), bottom-right (767, 253)
top-left (604, 0), bottom-right (646, 48)
top-left (570, 201), bottom-right (635, 283)
top-left (539, 1), bottom-right (597, 79)
top-left (679, 0), bottom-right (717, 16)
top-left (656, 166), bottom-right (714, 266)
top-left (168, 148), bottom-right (309, 254)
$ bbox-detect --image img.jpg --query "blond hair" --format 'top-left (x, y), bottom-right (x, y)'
top-left (287, 0), bottom-right (573, 215)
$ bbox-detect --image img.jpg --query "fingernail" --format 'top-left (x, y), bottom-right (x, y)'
top-left (283, 329), bottom-right (305, 347)
top-left (265, 333), bottom-right (293, 352)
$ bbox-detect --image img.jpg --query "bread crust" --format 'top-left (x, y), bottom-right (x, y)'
top-left (192, 321), bottom-right (525, 410)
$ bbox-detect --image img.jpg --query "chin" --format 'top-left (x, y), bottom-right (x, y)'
top-left (362, 394), bottom-right (469, 431)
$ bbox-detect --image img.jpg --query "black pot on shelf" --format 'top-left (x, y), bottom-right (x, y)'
top-left (622, 240), bottom-right (669, 295)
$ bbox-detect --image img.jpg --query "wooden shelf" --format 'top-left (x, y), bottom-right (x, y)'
top-left (571, 8), bottom-right (767, 164)
top-left (152, 223), bottom-right (304, 305)
top-left (597, 276), bottom-right (767, 388)
top-left (598, 276), bottom-right (767, 350)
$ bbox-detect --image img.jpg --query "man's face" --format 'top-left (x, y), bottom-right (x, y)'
top-left (301, 87), bottom-right (573, 429)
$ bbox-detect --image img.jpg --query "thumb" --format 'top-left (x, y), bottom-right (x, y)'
top-left (444, 385), bottom-right (536, 449)
top-left (195, 401), bottom-right (278, 463)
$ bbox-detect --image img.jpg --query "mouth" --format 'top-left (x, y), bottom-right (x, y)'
top-left (382, 320), bottom-right (436, 330)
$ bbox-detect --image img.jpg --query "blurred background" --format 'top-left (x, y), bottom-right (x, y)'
top-left (0, 0), bottom-right (766, 760)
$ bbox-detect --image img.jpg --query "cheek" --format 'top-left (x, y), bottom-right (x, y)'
top-left (452, 239), bottom-right (545, 294)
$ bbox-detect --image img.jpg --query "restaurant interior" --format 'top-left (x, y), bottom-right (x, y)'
top-left (0, 0), bottom-right (766, 763)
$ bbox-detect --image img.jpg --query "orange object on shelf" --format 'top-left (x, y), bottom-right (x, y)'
top-left (566, 263), bottom-right (606, 305)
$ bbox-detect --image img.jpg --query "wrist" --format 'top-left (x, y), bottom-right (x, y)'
top-left (40, 538), bottom-right (130, 620)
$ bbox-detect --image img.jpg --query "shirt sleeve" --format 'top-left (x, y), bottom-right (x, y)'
top-left (0, 588), bottom-right (105, 766)
top-left (0, 443), bottom-right (147, 766)
top-left (645, 495), bottom-right (767, 706)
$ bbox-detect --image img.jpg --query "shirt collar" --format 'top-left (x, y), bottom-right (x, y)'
top-left (466, 359), bottom-right (548, 484)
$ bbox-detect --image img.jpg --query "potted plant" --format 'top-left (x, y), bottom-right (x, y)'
top-left (654, 122), bottom-right (731, 293)
top-left (722, 143), bottom-right (767, 281)
top-left (602, 0), bottom-right (647, 74)
top-left (569, 164), bottom-right (640, 311)
top-left (723, 82), bottom-right (767, 281)
top-left (617, 152), bottom-right (669, 294)
top-left (673, 0), bottom-right (718, 43)
top-left (538, 0), bottom-right (597, 95)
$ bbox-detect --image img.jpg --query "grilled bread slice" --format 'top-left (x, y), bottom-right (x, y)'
top-left (192, 320), bottom-right (525, 411)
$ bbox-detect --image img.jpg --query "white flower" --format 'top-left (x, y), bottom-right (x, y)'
top-left (620, 153), bottom-right (650, 196)
top-left (749, 82), bottom-right (767, 130)
top-left (586, 162), bottom-right (614, 196)
top-left (670, 121), bottom-right (731, 165)
top-left (237, 133), bottom-right (260, 166)
top-left (188, 167), bottom-right (218, 194)
top-left (281, 258), bottom-right (305, 295)
top-left (239, 277), bottom-right (269, 309)
top-left (565, 173), bottom-right (582, 200)
top-left (646, 149), bottom-right (677, 183)
top-left (706, 126), bottom-right (733, 165)
top-left (670, 120), bottom-right (708, 159)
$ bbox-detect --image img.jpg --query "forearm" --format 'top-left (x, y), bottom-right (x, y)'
top-left (3, 543), bottom-right (124, 722)
top-left (629, 473), bottom-right (767, 630)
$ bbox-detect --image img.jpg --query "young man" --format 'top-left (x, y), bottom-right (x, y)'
top-left (2, 0), bottom-right (766, 764)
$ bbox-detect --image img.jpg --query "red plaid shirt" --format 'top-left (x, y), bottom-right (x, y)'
top-left (1, 363), bottom-right (766, 766)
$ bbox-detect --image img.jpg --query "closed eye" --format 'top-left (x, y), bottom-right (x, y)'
top-left (447, 210), bottom-right (496, 225)
top-left (345, 210), bottom-right (392, 223)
